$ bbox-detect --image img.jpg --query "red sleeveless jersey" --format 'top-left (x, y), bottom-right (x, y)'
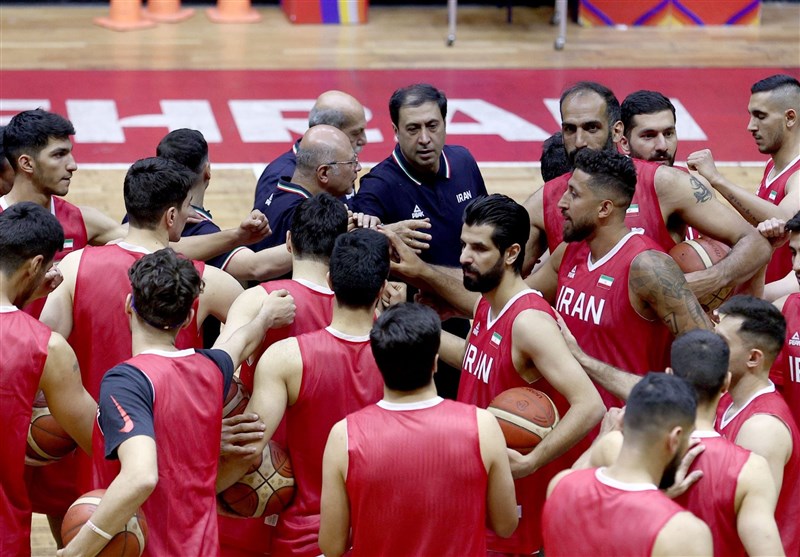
top-left (346, 398), bottom-right (487, 557)
top-left (543, 468), bottom-right (684, 557)
top-left (772, 293), bottom-right (800, 421)
top-left (758, 156), bottom-right (800, 283)
top-left (0, 308), bottom-right (50, 556)
top-left (556, 232), bottom-right (672, 408)
top-left (673, 431), bottom-right (750, 557)
top-left (542, 159), bottom-right (675, 254)
top-left (716, 385), bottom-right (800, 555)
top-left (272, 327), bottom-right (383, 557)
top-left (238, 279), bottom-right (334, 392)
top-left (0, 196), bottom-right (88, 319)
top-left (458, 290), bottom-right (588, 554)
top-left (94, 350), bottom-right (225, 557)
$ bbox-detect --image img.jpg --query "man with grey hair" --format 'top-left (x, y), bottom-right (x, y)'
top-left (251, 124), bottom-right (360, 253)
top-left (253, 90), bottom-right (367, 214)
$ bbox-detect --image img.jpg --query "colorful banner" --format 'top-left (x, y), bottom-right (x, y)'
top-left (580, 0), bottom-right (760, 27)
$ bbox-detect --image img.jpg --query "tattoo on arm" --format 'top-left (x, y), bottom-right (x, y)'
top-left (629, 251), bottom-right (711, 335)
top-left (690, 177), bottom-right (712, 204)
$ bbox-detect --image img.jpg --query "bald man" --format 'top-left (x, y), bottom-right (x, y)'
top-left (253, 90), bottom-right (367, 219)
top-left (251, 125), bottom-right (361, 253)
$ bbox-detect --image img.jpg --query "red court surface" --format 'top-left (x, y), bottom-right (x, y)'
top-left (2, 67), bottom-right (797, 165)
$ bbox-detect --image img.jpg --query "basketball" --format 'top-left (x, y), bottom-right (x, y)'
top-left (669, 236), bottom-right (733, 312)
top-left (61, 489), bottom-right (148, 557)
top-left (488, 387), bottom-right (560, 455)
top-left (25, 391), bottom-right (77, 466)
top-left (218, 440), bottom-right (296, 518)
top-left (223, 375), bottom-right (251, 419)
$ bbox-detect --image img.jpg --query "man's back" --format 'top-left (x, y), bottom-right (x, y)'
top-left (253, 144), bottom-right (298, 212)
top-left (345, 399), bottom-right (487, 557)
top-left (773, 292), bottom-right (800, 424)
top-left (274, 327), bottom-right (383, 557)
top-left (757, 157), bottom-right (800, 282)
top-left (543, 468), bottom-right (686, 557)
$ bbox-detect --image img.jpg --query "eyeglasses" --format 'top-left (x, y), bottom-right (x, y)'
top-left (325, 156), bottom-right (359, 168)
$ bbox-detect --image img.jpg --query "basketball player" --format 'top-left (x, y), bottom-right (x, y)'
top-left (540, 131), bottom-right (572, 183)
top-left (529, 149), bottom-right (711, 406)
top-left (764, 211), bottom-right (800, 426)
top-left (688, 74), bottom-right (800, 299)
top-left (542, 373), bottom-right (713, 557)
top-left (580, 330), bottom-right (785, 557)
top-left (385, 193), bottom-right (604, 555)
top-left (620, 90), bottom-right (678, 167)
top-left (715, 295), bottom-right (800, 555)
top-left (57, 249), bottom-right (288, 557)
top-left (147, 128), bottom-right (292, 282)
top-left (0, 203), bottom-right (96, 556)
top-left (0, 126), bottom-right (15, 195)
top-left (215, 192), bottom-right (348, 557)
top-left (521, 81), bottom-right (771, 299)
top-left (217, 229), bottom-right (389, 557)
top-left (254, 90), bottom-right (368, 209)
top-left (318, 303), bottom-right (518, 557)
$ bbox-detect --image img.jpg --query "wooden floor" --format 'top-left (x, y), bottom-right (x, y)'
top-left (3, 3), bottom-right (798, 554)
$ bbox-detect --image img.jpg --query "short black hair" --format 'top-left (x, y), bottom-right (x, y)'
top-left (370, 303), bottom-right (441, 392)
top-left (389, 84), bottom-right (447, 128)
top-left (540, 131), bottom-right (571, 182)
top-left (718, 295), bottom-right (786, 362)
top-left (671, 330), bottom-right (730, 404)
top-left (289, 193), bottom-right (349, 262)
top-left (560, 81), bottom-right (621, 129)
top-left (624, 372), bottom-right (696, 439)
top-left (3, 109), bottom-right (75, 172)
top-left (784, 210), bottom-right (800, 233)
top-left (621, 90), bottom-right (676, 138)
top-left (0, 125), bottom-right (9, 170)
top-left (156, 128), bottom-right (208, 176)
top-left (573, 148), bottom-right (637, 208)
top-left (123, 157), bottom-right (194, 230)
top-left (463, 194), bottom-right (530, 274)
top-left (0, 202), bottom-right (64, 275)
top-left (128, 248), bottom-right (203, 331)
top-left (751, 74), bottom-right (800, 95)
top-left (329, 228), bottom-right (389, 309)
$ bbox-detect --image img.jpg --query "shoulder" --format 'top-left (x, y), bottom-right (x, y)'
top-left (546, 468), bottom-right (578, 498)
top-left (260, 336), bottom-right (302, 369)
top-left (444, 144), bottom-right (476, 161)
top-left (654, 511), bottom-right (712, 557)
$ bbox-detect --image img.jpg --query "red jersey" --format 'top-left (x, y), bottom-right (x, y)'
top-left (758, 156), bottom-right (800, 283)
top-left (673, 431), bottom-right (750, 557)
top-left (556, 231), bottom-right (672, 408)
top-left (542, 159), bottom-right (675, 254)
top-left (346, 398), bottom-right (487, 557)
top-left (0, 196), bottom-right (88, 319)
top-left (772, 293), bottom-right (800, 421)
top-left (458, 290), bottom-right (587, 554)
top-left (272, 327), bottom-right (383, 557)
top-left (716, 385), bottom-right (800, 555)
top-left (543, 468), bottom-right (684, 557)
top-left (238, 279), bottom-right (334, 392)
top-left (0, 307), bottom-right (50, 556)
top-left (94, 350), bottom-right (228, 557)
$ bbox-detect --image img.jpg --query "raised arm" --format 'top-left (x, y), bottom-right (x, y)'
top-left (172, 210), bottom-right (271, 262)
top-left (654, 165), bottom-right (772, 298)
top-left (80, 205), bottom-right (126, 245)
top-left (688, 148), bottom-right (799, 225)
top-left (507, 310), bottom-right (604, 478)
top-left (40, 332), bottom-right (96, 455)
top-left (629, 250), bottom-right (713, 336)
top-left (220, 245), bottom-right (293, 282)
top-left (319, 420), bottom-right (351, 557)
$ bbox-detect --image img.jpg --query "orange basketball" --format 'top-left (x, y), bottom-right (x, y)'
top-left (223, 375), bottom-right (251, 419)
top-left (488, 387), bottom-right (560, 455)
top-left (218, 440), bottom-right (295, 518)
top-left (61, 489), bottom-right (148, 557)
top-left (25, 391), bottom-right (77, 466)
top-left (669, 236), bottom-right (733, 312)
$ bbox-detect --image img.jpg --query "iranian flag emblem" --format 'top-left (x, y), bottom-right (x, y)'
top-left (597, 274), bottom-right (614, 290)
top-left (490, 332), bottom-right (502, 347)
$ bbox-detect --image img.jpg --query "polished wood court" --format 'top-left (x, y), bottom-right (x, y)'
top-left (2, 3), bottom-right (798, 554)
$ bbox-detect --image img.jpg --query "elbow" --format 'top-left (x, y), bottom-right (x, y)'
top-left (493, 515), bottom-right (519, 538)
top-left (318, 536), bottom-right (346, 557)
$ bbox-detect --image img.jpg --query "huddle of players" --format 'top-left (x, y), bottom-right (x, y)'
top-left (1, 73), bottom-right (798, 557)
